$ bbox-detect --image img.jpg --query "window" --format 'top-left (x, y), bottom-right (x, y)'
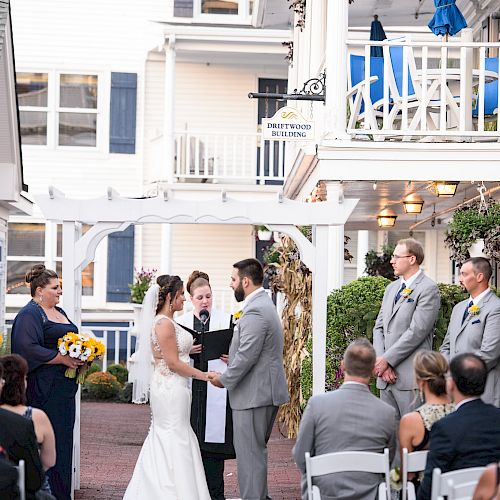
top-left (195, 0), bottom-right (253, 20)
top-left (58, 74), bottom-right (98, 147)
top-left (16, 73), bottom-right (48, 145)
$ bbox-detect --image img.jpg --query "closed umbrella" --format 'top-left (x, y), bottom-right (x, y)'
top-left (428, 0), bottom-right (467, 39)
top-left (370, 15), bottom-right (386, 57)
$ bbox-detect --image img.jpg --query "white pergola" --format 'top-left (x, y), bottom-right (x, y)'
top-left (35, 185), bottom-right (358, 487)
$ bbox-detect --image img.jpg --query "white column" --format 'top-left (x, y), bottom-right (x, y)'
top-left (325, 182), bottom-right (345, 291)
top-left (164, 36), bottom-right (176, 183)
top-left (160, 223), bottom-right (172, 274)
top-left (62, 221), bottom-right (83, 494)
top-left (309, 0), bottom-right (325, 76)
top-left (357, 230), bottom-right (369, 277)
top-left (424, 230), bottom-right (439, 282)
top-left (324, 0), bottom-right (349, 140)
top-left (312, 224), bottom-right (329, 395)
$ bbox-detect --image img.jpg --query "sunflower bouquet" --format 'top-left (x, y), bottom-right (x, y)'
top-left (57, 332), bottom-right (106, 384)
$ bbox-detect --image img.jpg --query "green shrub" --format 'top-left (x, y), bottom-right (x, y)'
top-left (84, 371), bottom-right (121, 399)
top-left (85, 362), bottom-right (101, 380)
top-left (107, 363), bottom-right (128, 385)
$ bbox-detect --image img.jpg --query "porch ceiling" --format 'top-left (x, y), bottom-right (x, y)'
top-left (342, 180), bottom-right (500, 231)
top-left (349, 0), bottom-right (434, 28)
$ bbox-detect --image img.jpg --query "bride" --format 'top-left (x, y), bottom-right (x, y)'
top-left (124, 275), bottom-right (214, 499)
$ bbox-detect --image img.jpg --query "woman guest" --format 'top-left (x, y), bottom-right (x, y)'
top-left (11, 264), bottom-right (83, 500)
top-left (176, 270), bottom-right (235, 500)
top-left (0, 354), bottom-right (56, 496)
top-left (399, 351), bottom-right (454, 489)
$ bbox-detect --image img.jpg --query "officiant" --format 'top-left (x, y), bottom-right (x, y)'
top-left (176, 270), bottom-right (235, 500)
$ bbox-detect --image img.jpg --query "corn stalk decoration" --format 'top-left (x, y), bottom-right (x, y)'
top-left (269, 234), bottom-right (312, 439)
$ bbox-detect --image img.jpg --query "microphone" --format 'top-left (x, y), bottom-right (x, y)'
top-left (199, 309), bottom-right (210, 325)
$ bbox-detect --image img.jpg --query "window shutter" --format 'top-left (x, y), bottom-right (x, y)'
top-left (174, 0), bottom-right (193, 17)
top-left (106, 226), bottom-right (134, 302)
top-left (109, 72), bottom-right (137, 154)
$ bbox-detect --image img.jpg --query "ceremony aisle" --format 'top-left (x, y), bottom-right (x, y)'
top-left (75, 401), bottom-right (301, 499)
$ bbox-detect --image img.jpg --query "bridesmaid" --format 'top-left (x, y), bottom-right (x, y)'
top-left (12, 264), bottom-right (83, 500)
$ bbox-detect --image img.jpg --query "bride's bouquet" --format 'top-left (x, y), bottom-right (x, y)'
top-left (57, 332), bottom-right (106, 384)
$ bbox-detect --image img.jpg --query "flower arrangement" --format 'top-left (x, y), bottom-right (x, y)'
top-left (128, 267), bottom-right (157, 304)
top-left (402, 287), bottom-right (413, 300)
top-left (58, 332), bottom-right (106, 384)
top-left (389, 467), bottom-right (402, 491)
top-left (468, 304), bottom-right (480, 318)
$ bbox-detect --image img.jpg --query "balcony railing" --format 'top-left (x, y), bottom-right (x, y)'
top-left (174, 131), bottom-right (285, 183)
top-left (345, 38), bottom-right (500, 141)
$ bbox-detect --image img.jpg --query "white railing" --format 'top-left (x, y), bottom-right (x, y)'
top-left (346, 38), bottom-right (500, 141)
top-left (174, 131), bottom-right (285, 183)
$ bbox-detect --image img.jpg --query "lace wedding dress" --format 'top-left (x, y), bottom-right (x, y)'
top-left (123, 315), bottom-right (211, 500)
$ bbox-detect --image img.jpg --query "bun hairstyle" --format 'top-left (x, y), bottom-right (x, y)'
top-left (414, 351), bottom-right (448, 396)
top-left (25, 264), bottom-right (59, 297)
top-left (0, 354), bottom-right (29, 406)
top-left (156, 275), bottom-right (183, 314)
top-left (186, 270), bottom-right (211, 296)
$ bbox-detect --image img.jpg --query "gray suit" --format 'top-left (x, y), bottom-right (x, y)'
top-left (220, 289), bottom-right (289, 500)
top-left (440, 290), bottom-right (500, 407)
top-left (373, 272), bottom-right (440, 418)
top-left (293, 383), bottom-right (397, 500)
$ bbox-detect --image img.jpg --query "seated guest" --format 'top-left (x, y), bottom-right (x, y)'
top-left (417, 353), bottom-right (500, 500)
top-left (0, 360), bottom-right (44, 500)
top-left (399, 351), bottom-right (454, 488)
top-left (0, 355), bottom-right (56, 494)
top-left (0, 445), bottom-right (18, 499)
top-left (473, 462), bottom-right (500, 500)
top-left (293, 338), bottom-right (397, 500)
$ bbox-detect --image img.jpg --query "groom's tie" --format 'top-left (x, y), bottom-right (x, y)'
top-left (394, 282), bottom-right (406, 304)
top-left (462, 300), bottom-right (474, 324)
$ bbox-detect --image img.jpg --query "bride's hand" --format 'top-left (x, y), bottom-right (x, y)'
top-left (205, 371), bottom-right (219, 381)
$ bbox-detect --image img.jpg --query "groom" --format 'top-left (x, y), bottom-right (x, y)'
top-left (210, 258), bottom-right (289, 500)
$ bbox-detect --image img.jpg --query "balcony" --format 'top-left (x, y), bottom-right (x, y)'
top-left (345, 37), bottom-right (500, 142)
top-left (174, 131), bottom-right (285, 184)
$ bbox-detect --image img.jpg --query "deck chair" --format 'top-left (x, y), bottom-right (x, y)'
top-left (305, 448), bottom-right (391, 500)
top-left (401, 449), bottom-right (428, 500)
top-left (431, 466), bottom-right (486, 500)
top-left (16, 459), bottom-right (26, 500)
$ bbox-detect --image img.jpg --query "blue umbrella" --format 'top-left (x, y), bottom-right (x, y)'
top-left (428, 0), bottom-right (467, 38)
top-left (370, 15), bottom-right (386, 57)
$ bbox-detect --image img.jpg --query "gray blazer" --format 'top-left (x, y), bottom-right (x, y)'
top-left (293, 383), bottom-right (397, 500)
top-left (219, 289), bottom-right (289, 410)
top-left (373, 272), bottom-right (440, 390)
top-left (440, 290), bottom-right (500, 406)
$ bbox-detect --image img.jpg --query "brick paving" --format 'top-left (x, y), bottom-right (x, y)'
top-left (75, 401), bottom-right (301, 500)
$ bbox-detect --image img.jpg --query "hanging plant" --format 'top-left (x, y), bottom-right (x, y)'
top-left (288, 0), bottom-right (306, 30)
top-left (444, 200), bottom-right (500, 265)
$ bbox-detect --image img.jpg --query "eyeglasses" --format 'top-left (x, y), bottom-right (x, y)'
top-left (391, 254), bottom-right (413, 260)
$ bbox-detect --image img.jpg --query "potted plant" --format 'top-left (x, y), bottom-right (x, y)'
top-left (255, 225), bottom-right (272, 241)
top-left (444, 200), bottom-right (500, 265)
top-left (128, 268), bottom-right (157, 326)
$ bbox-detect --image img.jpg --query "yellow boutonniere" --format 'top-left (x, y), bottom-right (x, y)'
top-left (468, 304), bottom-right (480, 317)
top-left (402, 287), bottom-right (413, 299)
top-left (233, 310), bottom-right (243, 322)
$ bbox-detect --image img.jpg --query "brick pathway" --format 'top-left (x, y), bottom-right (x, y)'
top-left (75, 401), bottom-right (301, 499)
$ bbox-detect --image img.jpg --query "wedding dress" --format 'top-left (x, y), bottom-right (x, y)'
top-left (123, 315), bottom-right (211, 500)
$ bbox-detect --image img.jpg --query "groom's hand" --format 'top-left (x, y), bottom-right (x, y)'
top-left (209, 374), bottom-right (224, 388)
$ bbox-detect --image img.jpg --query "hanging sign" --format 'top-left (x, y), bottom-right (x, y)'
top-left (262, 106), bottom-right (314, 141)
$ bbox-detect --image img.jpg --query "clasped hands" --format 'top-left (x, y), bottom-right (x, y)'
top-left (206, 372), bottom-right (224, 388)
top-left (374, 357), bottom-right (397, 384)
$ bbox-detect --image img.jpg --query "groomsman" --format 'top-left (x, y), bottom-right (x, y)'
top-left (440, 257), bottom-right (500, 407)
top-left (373, 238), bottom-right (440, 421)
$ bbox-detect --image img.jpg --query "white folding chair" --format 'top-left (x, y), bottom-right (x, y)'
top-left (448, 479), bottom-right (479, 499)
top-left (401, 448), bottom-right (429, 500)
top-left (15, 459), bottom-right (26, 500)
top-left (431, 466), bottom-right (486, 500)
top-left (305, 448), bottom-right (391, 500)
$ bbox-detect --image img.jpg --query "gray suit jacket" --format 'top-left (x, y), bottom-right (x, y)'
top-left (440, 290), bottom-right (500, 406)
top-left (293, 383), bottom-right (397, 500)
top-left (373, 272), bottom-right (440, 390)
top-left (219, 289), bottom-right (289, 410)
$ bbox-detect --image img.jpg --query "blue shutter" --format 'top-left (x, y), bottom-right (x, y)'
top-left (174, 0), bottom-right (193, 17)
top-left (109, 72), bottom-right (137, 154)
top-left (106, 226), bottom-right (134, 302)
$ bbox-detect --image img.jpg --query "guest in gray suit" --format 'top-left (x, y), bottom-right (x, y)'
top-left (210, 258), bottom-right (289, 500)
top-left (293, 338), bottom-right (397, 500)
top-left (440, 257), bottom-right (500, 407)
top-left (373, 238), bottom-right (440, 421)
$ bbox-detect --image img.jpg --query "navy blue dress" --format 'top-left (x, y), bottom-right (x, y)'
top-left (12, 300), bottom-right (78, 500)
